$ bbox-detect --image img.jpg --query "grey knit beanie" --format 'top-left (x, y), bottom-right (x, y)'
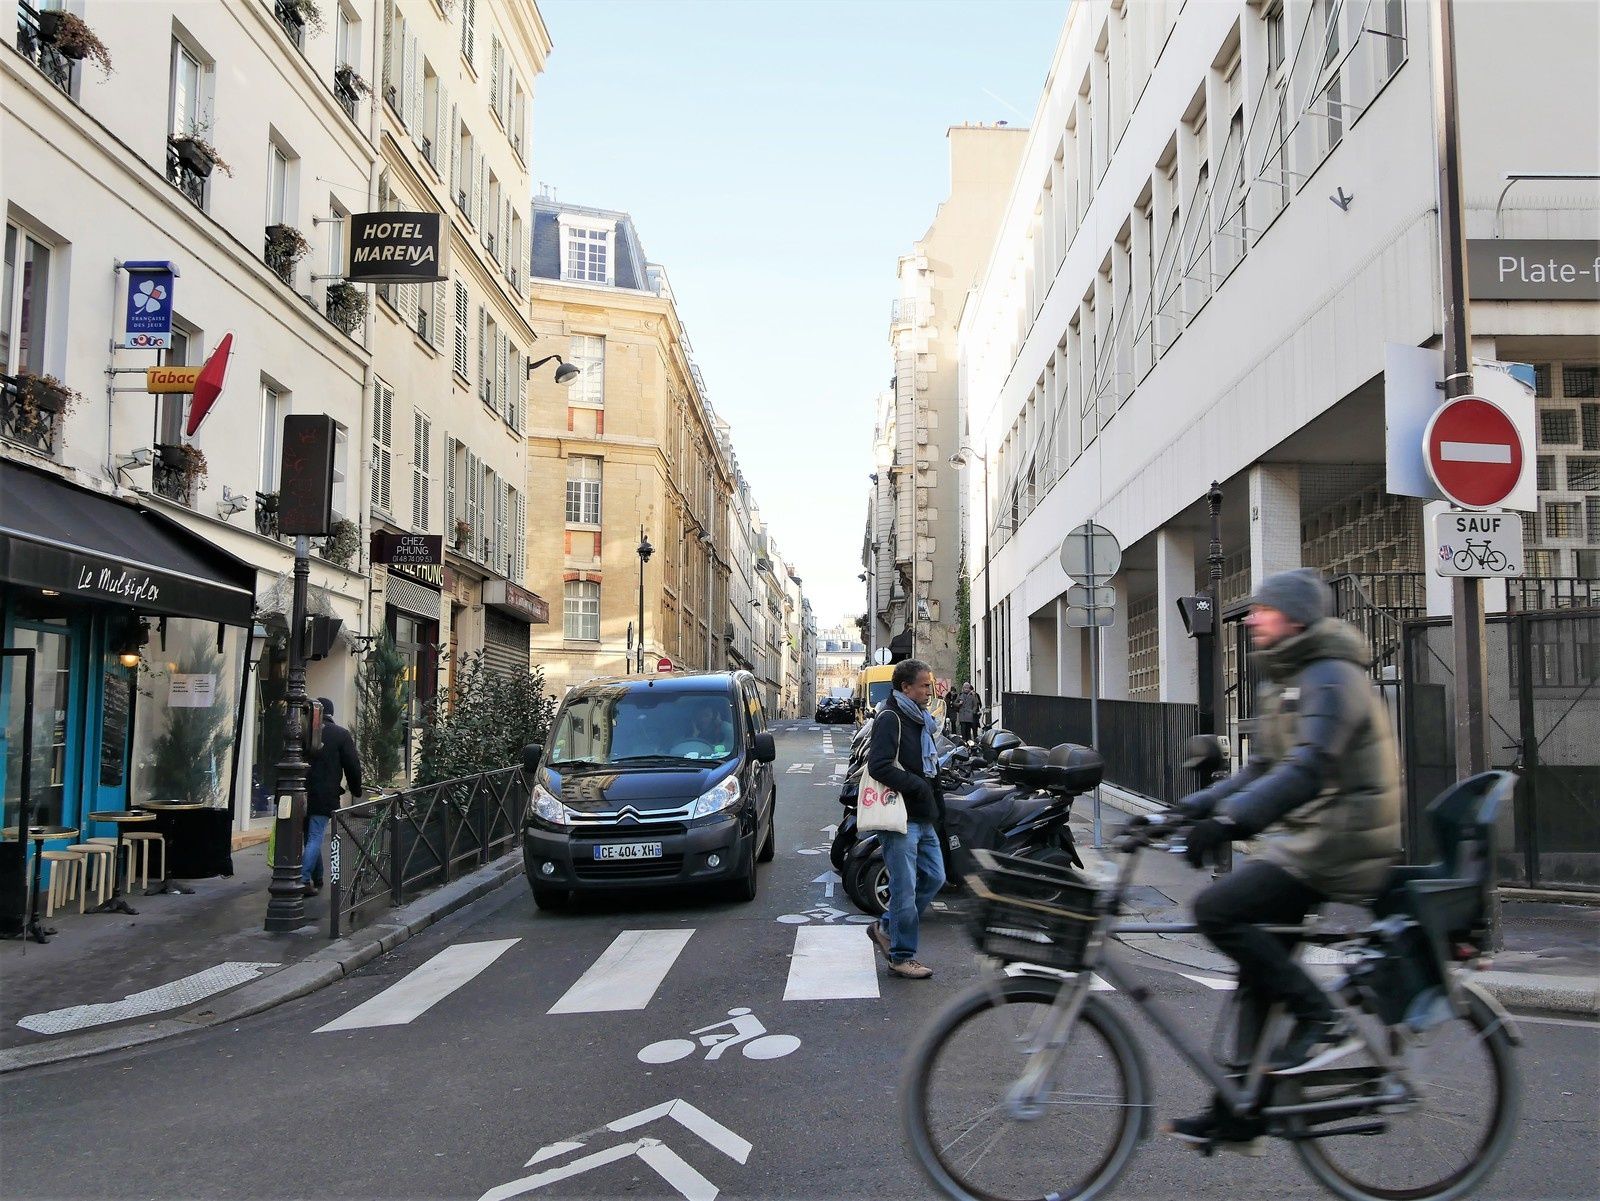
top-left (1249, 569), bottom-right (1331, 629)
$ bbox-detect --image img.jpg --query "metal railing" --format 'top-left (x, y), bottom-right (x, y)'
top-left (273, 0), bottom-right (305, 51)
top-left (333, 70), bottom-right (360, 120)
top-left (327, 764), bottom-right (531, 938)
top-left (1003, 691), bottom-right (1201, 805)
top-left (165, 144), bottom-right (207, 208)
top-left (1508, 576), bottom-right (1598, 613)
top-left (0, 374), bottom-right (59, 455)
top-left (1330, 571), bottom-right (1426, 679)
top-left (15, 3), bottom-right (73, 94)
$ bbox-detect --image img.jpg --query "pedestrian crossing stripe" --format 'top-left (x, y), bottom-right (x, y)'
top-left (784, 926), bottom-right (879, 1001)
top-left (785, 763), bottom-right (814, 774)
top-left (548, 930), bottom-right (695, 1014)
top-left (1180, 973), bottom-right (1237, 990)
top-left (316, 940), bottom-right (519, 1032)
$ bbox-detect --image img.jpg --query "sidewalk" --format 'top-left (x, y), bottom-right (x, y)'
top-left (0, 840), bottom-right (524, 1072)
top-left (1069, 786), bottom-right (1600, 1016)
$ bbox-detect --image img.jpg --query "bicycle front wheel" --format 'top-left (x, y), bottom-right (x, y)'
top-left (901, 975), bottom-right (1146, 1201)
top-left (1289, 986), bottom-right (1520, 1201)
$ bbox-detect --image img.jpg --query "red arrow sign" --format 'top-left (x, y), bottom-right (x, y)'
top-left (1423, 395), bottom-right (1523, 509)
top-left (185, 331), bottom-right (233, 437)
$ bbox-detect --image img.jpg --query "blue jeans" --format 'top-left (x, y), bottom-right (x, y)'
top-left (877, 820), bottom-right (946, 963)
top-left (301, 814), bottom-right (330, 885)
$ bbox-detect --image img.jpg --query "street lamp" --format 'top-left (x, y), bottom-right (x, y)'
top-left (636, 527), bottom-right (654, 673)
top-left (527, 354), bottom-right (581, 385)
top-left (950, 445), bottom-right (992, 727)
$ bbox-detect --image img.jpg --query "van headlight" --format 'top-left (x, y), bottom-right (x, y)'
top-left (690, 775), bottom-right (741, 819)
top-left (531, 783), bottom-right (571, 828)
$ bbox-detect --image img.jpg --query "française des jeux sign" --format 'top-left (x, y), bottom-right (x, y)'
top-left (278, 415), bottom-right (336, 536)
top-left (345, 212), bottom-right (446, 284)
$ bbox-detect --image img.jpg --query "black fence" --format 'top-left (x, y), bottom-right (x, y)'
top-left (327, 764), bottom-right (530, 937)
top-left (1402, 607), bottom-right (1599, 890)
top-left (1002, 692), bottom-right (1201, 805)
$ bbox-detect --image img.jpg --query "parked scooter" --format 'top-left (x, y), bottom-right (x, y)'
top-left (841, 742), bottom-right (1104, 917)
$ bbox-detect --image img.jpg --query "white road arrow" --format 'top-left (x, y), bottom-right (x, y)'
top-left (812, 870), bottom-right (840, 898)
top-left (820, 823), bottom-right (838, 839)
top-left (482, 1099), bottom-right (750, 1201)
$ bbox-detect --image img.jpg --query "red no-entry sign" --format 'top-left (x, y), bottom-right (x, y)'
top-left (656, 657), bottom-right (674, 673)
top-left (1424, 395), bottom-right (1523, 509)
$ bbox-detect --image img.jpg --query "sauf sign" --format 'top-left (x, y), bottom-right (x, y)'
top-left (345, 212), bottom-right (447, 284)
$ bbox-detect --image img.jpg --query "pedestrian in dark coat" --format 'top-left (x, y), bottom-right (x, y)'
top-left (302, 697), bottom-right (361, 895)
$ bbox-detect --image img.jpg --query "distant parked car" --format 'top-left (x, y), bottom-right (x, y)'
top-left (815, 697), bottom-right (853, 724)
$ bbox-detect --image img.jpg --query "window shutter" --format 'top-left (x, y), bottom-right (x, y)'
top-left (501, 199), bottom-right (510, 268)
top-left (476, 306), bottom-right (488, 400)
top-left (371, 382), bottom-right (393, 513)
top-left (401, 35), bottom-right (416, 129)
top-left (399, 278), bottom-right (419, 330)
top-left (381, 2), bottom-right (393, 93)
top-left (430, 279), bottom-right (448, 352)
top-left (497, 332), bottom-right (510, 424)
top-left (448, 105), bottom-right (461, 199)
top-left (453, 278), bottom-right (469, 377)
top-left (461, 0), bottom-right (475, 67)
top-left (495, 476), bottom-right (508, 574)
top-left (514, 491), bottom-right (526, 582)
top-left (410, 40), bottom-right (424, 145)
top-left (411, 410), bottom-right (424, 529)
top-left (466, 450), bottom-right (480, 554)
top-left (444, 435), bottom-right (456, 525)
top-left (512, 349), bottom-right (525, 433)
top-left (489, 37), bottom-right (501, 120)
top-left (435, 83), bottom-right (448, 170)
top-left (472, 152), bottom-right (484, 229)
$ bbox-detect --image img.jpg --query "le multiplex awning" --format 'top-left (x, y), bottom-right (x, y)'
top-left (0, 461), bottom-right (256, 626)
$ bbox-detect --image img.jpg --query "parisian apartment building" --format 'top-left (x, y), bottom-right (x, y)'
top-left (957, 1), bottom-right (1595, 739)
top-left (367, 0), bottom-right (551, 769)
top-left (527, 197), bottom-right (770, 699)
top-left (864, 123), bottom-right (1026, 687)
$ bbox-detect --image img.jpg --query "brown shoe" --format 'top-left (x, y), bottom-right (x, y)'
top-left (867, 922), bottom-right (891, 960)
top-left (887, 959), bottom-right (933, 980)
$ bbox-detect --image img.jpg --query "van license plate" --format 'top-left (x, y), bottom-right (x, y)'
top-left (595, 842), bottom-right (663, 861)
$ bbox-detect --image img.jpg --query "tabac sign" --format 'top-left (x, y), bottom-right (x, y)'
top-left (345, 212), bottom-right (447, 284)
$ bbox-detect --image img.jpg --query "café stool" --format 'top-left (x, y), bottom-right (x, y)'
top-left (42, 850), bottom-right (85, 917)
top-left (122, 831), bottom-right (167, 891)
top-left (87, 836), bottom-right (135, 885)
top-left (65, 842), bottom-right (116, 907)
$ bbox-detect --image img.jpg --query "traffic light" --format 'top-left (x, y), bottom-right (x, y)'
top-left (1177, 595), bottom-right (1214, 637)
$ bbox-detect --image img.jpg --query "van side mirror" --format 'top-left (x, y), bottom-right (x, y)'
top-left (751, 733), bottom-right (776, 763)
top-left (521, 744), bottom-right (543, 774)
top-left (1182, 734), bottom-right (1229, 776)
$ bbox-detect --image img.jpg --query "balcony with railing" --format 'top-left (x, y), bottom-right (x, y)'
top-left (1, 374), bottom-right (61, 456)
top-left (15, 3), bottom-right (74, 94)
top-left (273, 0), bottom-right (306, 51)
top-left (152, 443), bottom-right (196, 506)
top-left (166, 143), bottom-right (207, 208)
top-left (333, 66), bottom-right (361, 121)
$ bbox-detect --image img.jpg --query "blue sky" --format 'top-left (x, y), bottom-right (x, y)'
top-left (533, 0), bottom-right (1066, 626)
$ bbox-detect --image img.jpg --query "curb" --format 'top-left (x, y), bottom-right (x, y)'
top-left (0, 854), bottom-right (527, 1075)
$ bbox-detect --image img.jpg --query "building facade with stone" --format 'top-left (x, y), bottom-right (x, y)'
top-left (959, 0), bottom-right (1597, 731)
top-left (525, 199), bottom-right (733, 696)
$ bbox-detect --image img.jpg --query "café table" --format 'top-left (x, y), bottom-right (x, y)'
top-left (86, 810), bottom-right (156, 915)
top-left (136, 801), bottom-right (209, 894)
top-left (0, 825), bottom-right (80, 943)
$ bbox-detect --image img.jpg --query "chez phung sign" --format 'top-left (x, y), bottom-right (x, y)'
top-left (345, 212), bottom-right (447, 284)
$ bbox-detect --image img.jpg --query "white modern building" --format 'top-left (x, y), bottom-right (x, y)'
top-left (959, 0), bottom-right (1598, 728)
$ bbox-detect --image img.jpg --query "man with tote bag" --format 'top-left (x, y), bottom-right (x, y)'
top-left (859, 659), bottom-right (946, 979)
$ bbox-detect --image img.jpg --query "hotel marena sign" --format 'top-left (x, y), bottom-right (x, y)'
top-left (345, 212), bottom-right (448, 284)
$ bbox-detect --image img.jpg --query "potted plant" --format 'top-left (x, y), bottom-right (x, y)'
top-left (454, 518), bottom-right (473, 549)
top-left (334, 63), bottom-right (370, 97)
top-left (156, 442), bottom-right (208, 492)
top-left (318, 518), bottom-right (361, 568)
top-left (255, 491), bottom-right (281, 538)
top-left (12, 372), bottom-right (81, 432)
top-left (265, 223), bottom-right (310, 282)
top-left (324, 281), bottom-right (367, 335)
top-left (170, 118), bottom-right (233, 178)
top-left (37, 10), bottom-right (113, 77)
top-left (280, 0), bottom-right (326, 35)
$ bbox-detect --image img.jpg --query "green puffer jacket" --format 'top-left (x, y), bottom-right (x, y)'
top-left (1188, 618), bottom-right (1401, 902)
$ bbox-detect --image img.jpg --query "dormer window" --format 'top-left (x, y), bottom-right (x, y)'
top-left (559, 215), bottom-right (613, 285)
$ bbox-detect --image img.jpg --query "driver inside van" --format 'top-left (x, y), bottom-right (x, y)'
top-left (681, 697), bottom-right (735, 756)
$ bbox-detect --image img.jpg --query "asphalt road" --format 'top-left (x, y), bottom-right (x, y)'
top-left (3, 720), bottom-right (1596, 1201)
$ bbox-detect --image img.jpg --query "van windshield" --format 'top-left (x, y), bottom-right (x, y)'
top-left (867, 682), bottom-right (893, 706)
top-left (548, 689), bottom-right (739, 768)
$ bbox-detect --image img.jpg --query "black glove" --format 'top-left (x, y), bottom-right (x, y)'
top-left (1173, 791), bottom-right (1211, 819)
top-left (1183, 816), bottom-right (1239, 868)
top-left (1124, 810), bottom-right (1180, 830)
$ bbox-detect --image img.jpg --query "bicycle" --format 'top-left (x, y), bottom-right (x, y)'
top-left (900, 770), bottom-right (1522, 1201)
top-left (1450, 539), bottom-right (1508, 573)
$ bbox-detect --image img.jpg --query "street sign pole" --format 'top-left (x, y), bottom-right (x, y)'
top-left (1061, 522), bottom-right (1121, 850)
top-left (1089, 620), bottom-right (1101, 850)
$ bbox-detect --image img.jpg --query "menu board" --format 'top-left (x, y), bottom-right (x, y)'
top-left (100, 670), bottom-right (132, 787)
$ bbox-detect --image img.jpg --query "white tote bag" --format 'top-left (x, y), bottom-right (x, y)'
top-left (857, 711), bottom-right (908, 835)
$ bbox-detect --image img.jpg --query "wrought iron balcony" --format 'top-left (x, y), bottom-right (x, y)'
top-left (15, 2), bottom-right (74, 94)
top-left (255, 492), bottom-right (282, 538)
top-left (273, 0), bottom-right (306, 51)
top-left (1, 374), bottom-right (60, 456)
top-left (264, 228), bottom-right (297, 285)
top-left (166, 144), bottom-right (207, 208)
top-left (152, 444), bottom-right (194, 505)
top-left (333, 70), bottom-right (360, 121)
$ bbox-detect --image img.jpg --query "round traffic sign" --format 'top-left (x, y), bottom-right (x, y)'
top-left (656, 656), bottom-right (674, 673)
top-left (1424, 395), bottom-right (1523, 509)
top-left (1060, 521), bottom-right (1121, 582)
top-left (872, 648), bottom-right (892, 666)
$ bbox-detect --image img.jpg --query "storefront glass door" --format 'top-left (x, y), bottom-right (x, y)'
top-left (4, 619), bottom-right (78, 828)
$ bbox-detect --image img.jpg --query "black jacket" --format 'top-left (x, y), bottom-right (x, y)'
top-left (306, 719), bottom-right (362, 817)
top-left (865, 700), bottom-right (940, 824)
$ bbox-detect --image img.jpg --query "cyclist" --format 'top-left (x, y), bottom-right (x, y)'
top-left (1164, 568), bottom-right (1401, 1151)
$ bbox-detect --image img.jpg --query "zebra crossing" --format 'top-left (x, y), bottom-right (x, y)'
top-left (313, 927), bottom-right (1236, 1033)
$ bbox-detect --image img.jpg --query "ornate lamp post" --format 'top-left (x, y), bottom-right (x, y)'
top-left (636, 527), bottom-right (653, 673)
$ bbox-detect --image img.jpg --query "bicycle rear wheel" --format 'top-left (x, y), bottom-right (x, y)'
top-left (1288, 987), bottom-right (1519, 1201)
top-left (901, 975), bottom-right (1146, 1201)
